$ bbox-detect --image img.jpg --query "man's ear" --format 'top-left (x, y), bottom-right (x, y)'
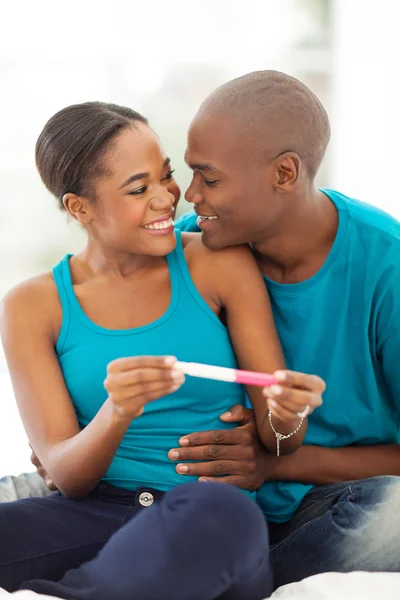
top-left (273, 152), bottom-right (301, 193)
top-left (62, 193), bottom-right (94, 225)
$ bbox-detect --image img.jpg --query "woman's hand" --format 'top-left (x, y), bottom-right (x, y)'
top-left (263, 370), bottom-right (325, 423)
top-left (104, 355), bottom-right (185, 420)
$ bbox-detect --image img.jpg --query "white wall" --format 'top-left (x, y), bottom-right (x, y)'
top-left (330, 0), bottom-right (400, 216)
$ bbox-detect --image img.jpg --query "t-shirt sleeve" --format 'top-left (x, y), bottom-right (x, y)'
top-left (174, 210), bottom-right (200, 232)
top-left (376, 259), bottom-right (400, 416)
top-left (380, 323), bottom-right (400, 416)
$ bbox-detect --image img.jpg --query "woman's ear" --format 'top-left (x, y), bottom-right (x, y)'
top-left (62, 193), bottom-right (94, 225)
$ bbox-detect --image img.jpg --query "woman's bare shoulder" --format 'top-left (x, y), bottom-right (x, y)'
top-left (181, 231), bottom-right (255, 268)
top-left (1, 272), bottom-right (62, 340)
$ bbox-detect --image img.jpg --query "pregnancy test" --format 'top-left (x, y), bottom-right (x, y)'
top-left (175, 361), bottom-right (277, 387)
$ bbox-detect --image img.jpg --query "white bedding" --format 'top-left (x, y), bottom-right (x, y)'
top-left (1, 571), bottom-right (400, 600)
top-left (272, 572), bottom-right (400, 599)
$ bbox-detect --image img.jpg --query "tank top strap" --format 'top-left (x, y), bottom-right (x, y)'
top-left (171, 229), bottom-right (226, 330)
top-left (52, 254), bottom-right (73, 353)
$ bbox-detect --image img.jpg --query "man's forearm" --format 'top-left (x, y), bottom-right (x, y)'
top-left (269, 444), bottom-right (400, 485)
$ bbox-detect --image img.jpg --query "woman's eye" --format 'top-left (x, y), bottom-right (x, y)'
top-left (204, 179), bottom-right (219, 187)
top-left (128, 186), bottom-right (147, 195)
top-left (162, 169), bottom-right (175, 182)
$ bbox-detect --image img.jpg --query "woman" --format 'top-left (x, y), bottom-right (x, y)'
top-left (0, 102), bottom-right (321, 599)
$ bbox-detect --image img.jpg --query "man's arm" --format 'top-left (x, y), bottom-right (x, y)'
top-left (269, 444), bottom-right (400, 485)
top-left (169, 406), bottom-right (400, 487)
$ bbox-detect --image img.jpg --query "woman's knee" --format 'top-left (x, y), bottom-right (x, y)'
top-left (163, 482), bottom-right (269, 553)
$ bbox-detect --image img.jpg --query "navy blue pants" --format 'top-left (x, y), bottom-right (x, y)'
top-left (0, 481), bottom-right (273, 599)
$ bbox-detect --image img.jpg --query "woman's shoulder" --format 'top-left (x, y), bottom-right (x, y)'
top-left (2, 271), bottom-right (56, 305)
top-left (0, 272), bottom-right (61, 338)
top-left (180, 231), bottom-right (256, 269)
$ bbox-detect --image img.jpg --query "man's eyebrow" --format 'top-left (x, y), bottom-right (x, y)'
top-left (188, 162), bottom-right (218, 173)
top-left (120, 157), bottom-right (171, 189)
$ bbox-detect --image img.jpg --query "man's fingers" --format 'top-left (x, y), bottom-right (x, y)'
top-left (274, 370), bottom-right (326, 392)
top-left (30, 451), bottom-right (40, 467)
top-left (174, 460), bottom-right (253, 477)
top-left (178, 428), bottom-right (253, 448)
top-left (198, 476), bottom-right (247, 487)
top-left (44, 476), bottom-right (58, 491)
top-left (168, 444), bottom-right (255, 462)
top-left (219, 404), bottom-right (254, 425)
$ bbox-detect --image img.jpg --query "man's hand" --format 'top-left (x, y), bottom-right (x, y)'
top-left (168, 405), bottom-right (273, 490)
top-left (30, 449), bottom-right (58, 491)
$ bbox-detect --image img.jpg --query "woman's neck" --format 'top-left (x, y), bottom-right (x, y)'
top-left (76, 241), bottom-right (166, 279)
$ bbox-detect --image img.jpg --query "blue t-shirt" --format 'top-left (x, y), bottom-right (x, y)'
top-left (176, 189), bottom-right (400, 522)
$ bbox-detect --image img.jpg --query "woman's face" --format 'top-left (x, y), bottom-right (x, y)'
top-left (87, 123), bottom-right (180, 257)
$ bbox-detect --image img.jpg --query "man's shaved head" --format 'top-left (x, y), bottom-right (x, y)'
top-left (196, 70), bottom-right (330, 179)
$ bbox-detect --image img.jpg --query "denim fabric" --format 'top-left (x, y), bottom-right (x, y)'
top-left (270, 476), bottom-right (400, 588)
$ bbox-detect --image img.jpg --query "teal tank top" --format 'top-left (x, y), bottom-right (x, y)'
top-left (53, 231), bottom-right (252, 495)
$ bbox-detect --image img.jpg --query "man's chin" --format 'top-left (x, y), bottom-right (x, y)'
top-left (201, 231), bottom-right (245, 250)
top-left (201, 231), bottom-right (227, 250)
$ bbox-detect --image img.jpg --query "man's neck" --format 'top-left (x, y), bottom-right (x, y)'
top-left (252, 188), bottom-right (338, 284)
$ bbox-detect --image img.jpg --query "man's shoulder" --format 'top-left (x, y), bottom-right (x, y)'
top-left (325, 189), bottom-right (400, 246)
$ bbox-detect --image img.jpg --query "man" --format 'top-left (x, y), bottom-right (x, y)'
top-left (173, 70), bottom-right (400, 586)
top-left (3, 71), bottom-right (400, 589)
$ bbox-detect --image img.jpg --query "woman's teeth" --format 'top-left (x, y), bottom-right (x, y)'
top-left (142, 217), bottom-right (174, 230)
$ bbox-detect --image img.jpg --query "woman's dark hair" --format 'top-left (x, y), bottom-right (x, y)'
top-left (35, 102), bottom-right (148, 209)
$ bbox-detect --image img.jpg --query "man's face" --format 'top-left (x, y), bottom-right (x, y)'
top-left (184, 113), bottom-right (282, 250)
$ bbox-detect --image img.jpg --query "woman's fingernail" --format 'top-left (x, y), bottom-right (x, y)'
top-left (169, 450), bottom-right (179, 459)
top-left (269, 385), bottom-right (282, 396)
top-left (177, 464), bottom-right (189, 473)
top-left (165, 356), bottom-right (177, 365)
top-left (198, 477), bottom-right (210, 482)
top-left (268, 399), bottom-right (278, 409)
top-left (179, 437), bottom-right (189, 446)
top-left (274, 370), bottom-right (286, 382)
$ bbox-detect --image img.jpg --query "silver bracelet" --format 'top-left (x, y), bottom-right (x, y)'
top-left (268, 410), bottom-right (304, 457)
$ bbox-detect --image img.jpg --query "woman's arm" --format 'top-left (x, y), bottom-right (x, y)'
top-left (205, 244), bottom-right (322, 454)
top-left (0, 278), bottom-right (182, 497)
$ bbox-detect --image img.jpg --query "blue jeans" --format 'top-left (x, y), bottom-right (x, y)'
top-left (0, 481), bottom-right (272, 600)
top-left (269, 475), bottom-right (400, 588)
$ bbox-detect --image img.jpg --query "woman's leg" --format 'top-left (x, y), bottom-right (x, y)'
top-left (0, 489), bottom-right (131, 592)
top-left (23, 482), bottom-right (273, 600)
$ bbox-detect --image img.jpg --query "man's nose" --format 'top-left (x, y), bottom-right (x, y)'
top-left (185, 182), bottom-right (203, 205)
